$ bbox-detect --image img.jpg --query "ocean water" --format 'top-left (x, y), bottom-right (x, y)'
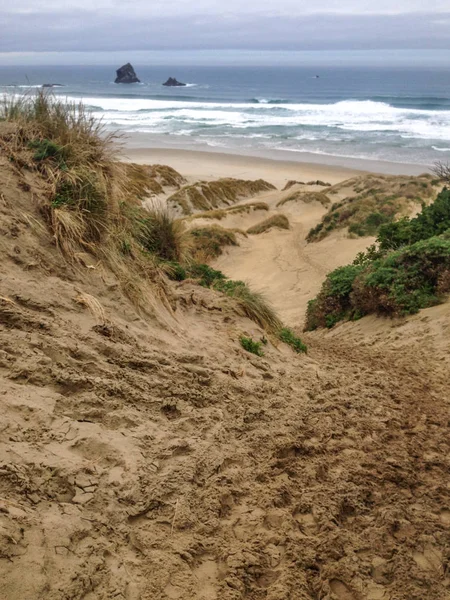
top-left (1, 64), bottom-right (450, 167)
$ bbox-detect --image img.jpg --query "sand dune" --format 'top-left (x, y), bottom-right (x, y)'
top-left (1, 143), bottom-right (449, 600)
top-left (213, 185), bottom-right (373, 326)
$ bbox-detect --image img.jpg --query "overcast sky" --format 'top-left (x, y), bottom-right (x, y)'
top-left (1, 1), bottom-right (449, 62)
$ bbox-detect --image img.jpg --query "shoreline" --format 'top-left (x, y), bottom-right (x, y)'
top-left (121, 137), bottom-right (431, 184)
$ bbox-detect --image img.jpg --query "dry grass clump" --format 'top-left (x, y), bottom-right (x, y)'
top-left (282, 180), bottom-right (330, 191)
top-left (307, 173), bottom-right (439, 242)
top-left (0, 92), bottom-right (181, 309)
top-left (277, 191), bottom-right (331, 208)
top-left (190, 225), bottom-right (239, 262)
top-left (188, 202), bottom-right (269, 221)
top-left (306, 180), bottom-right (331, 187)
top-left (75, 292), bottom-right (108, 325)
top-left (1, 92), bottom-right (123, 249)
top-left (148, 164), bottom-right (186, 188)
top-left (247, 214), bottom-right (290, 234)
top-left (168, 178), bottom-right (276, 215)
top-left (214, 279), bottom-right (282, 333)
top-left (138, 202), bottom-right (192, 263)
top-left (282, 180), bottom-right (305, 191)
top-left (120, 163), bottom-right (186, 198)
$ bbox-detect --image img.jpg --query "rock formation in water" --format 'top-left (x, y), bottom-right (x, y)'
top-left (115, 63), bottom-right (140, 84)
top-left (163, 77), bottom-right (186, 87)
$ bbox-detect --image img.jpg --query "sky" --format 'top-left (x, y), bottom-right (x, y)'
top-left (1, 1), bottom-right (449, 64)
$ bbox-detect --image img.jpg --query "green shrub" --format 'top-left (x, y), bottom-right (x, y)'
top-left (305, 235), bottom-right (450, 329)
top-left (377, 188), bottom-right (450, 251)
top-left (278, 327), bottom-right (307, 353)
top-left (304, 264), bottom-right (364, 330)
top-left (188, 263), bottom-right (226, 287)
top-left (240, 336), bottom-right (264, 356)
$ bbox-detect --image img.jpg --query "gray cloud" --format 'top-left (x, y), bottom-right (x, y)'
top-left (0, 4), bottom-right (449, 53)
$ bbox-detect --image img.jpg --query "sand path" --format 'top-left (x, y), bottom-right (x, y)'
top-left (213, 186), bottom-right (372, 326)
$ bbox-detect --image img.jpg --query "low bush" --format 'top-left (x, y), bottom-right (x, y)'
top-left (377, 188), bottom-right (450, 251)
top-left (305, 235), bottom-right (450, 329)
top-left (240, 336), bottom-right (264, 356)
top-left (305, 265), bottom-right (363, 329)
top-left (278, 327), bottom-right (307, 353)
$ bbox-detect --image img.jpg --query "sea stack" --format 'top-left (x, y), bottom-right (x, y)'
top-left (115, 63), bottom-right (140, 84)
top-left (163, 77), bottom-right (186, 87)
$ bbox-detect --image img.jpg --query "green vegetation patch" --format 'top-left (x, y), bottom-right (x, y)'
top-left (307, 174), bottom-right (438, 242)
top-left (240, 336), bottom-right (264, 356)
top-left (305, 188), bottom-right (450, 330)
top-left (278, 327), bottom-right (307, 353)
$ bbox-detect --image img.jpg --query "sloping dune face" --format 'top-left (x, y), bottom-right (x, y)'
top-left (0, 144), bottom-right (449, 600)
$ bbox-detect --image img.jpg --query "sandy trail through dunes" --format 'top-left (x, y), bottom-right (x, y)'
top-left (213, 186), bottom-right (372, 326)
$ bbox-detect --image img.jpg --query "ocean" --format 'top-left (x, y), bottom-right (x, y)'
top-left (1, 64), bottom-right (450, 167)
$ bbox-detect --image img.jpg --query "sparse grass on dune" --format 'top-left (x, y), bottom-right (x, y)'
top-left (282, 180), bottom-right (305, 191)
top-left (0, 92), bottom-right (173, 309)
top-left (282, 180), bottom-right (331, 191)
top-left (188, 202), bottom-right (269, 221)
top-left (168, 178), bottom-right (276, 215)
top-left (0, 92), bottom-right (300, 337)
top-left (277, 191), bottom-right (331, 208)
top-left (307, 173), bottom-right (439, 242)
top-left (214, 278), bottom-right (283, 333)
top-left (247, 214), bottom-right (290, 234)
top-left (190, 224), bottom-right (239, 262)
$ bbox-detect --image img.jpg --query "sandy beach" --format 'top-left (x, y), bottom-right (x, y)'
top-left (122, 144), bottom-right (430, 188)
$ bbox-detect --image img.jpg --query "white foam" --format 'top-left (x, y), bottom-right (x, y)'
top-left (4, 89), bottom-right (450, 147)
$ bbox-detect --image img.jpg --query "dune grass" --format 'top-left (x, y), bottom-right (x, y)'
top-left (0, 92), bottom-right (301, 337)
top-left (189, 225), bottom-right (240, 262)
top-left (247, 214), bottom-right (290, 234)
top-left (0, 92), bottom-right (176, 309)
top-left (277, 191), bottom-right (331, 208)
top-left (306, 174), bottom-right (438, 242)
top-left (168, 178), bottom-right (276, 215)
top-left (188, 202), bottom-right (269, 221)
top-left (138, 202), bottom-right (192, 263)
